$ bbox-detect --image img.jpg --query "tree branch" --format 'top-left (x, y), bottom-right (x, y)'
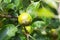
top-left (0, 14), bottom-right (17, 18)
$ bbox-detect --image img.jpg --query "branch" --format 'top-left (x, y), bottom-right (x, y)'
top-left (27, 34), bottom-right (29, 40)
top-left (24, 33), bottom-right (36, 40)
top-left (0, 14), bottom-right (17, 18)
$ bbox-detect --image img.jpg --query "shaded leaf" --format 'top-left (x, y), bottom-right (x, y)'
top-left (4, 0), bottom-right (11, 3)
top-left (0, 24), bottom-right (18, 40)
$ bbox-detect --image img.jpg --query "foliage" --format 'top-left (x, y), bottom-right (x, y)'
top-left (0, 0), bottom-right (60, 40)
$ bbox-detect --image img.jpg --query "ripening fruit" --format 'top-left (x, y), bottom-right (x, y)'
top-left (50, 29), bottom-right (57, 36)
top-left (18, 12), bottom-right (32, 25)
top-left (25, 26), bottom-right (33, 34)
top-left (50, 29), bottom-right (56, 33)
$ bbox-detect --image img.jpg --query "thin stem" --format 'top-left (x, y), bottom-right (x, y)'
top-left (0, 14), bottom-right (17, 18)
top-left (28, 34), bottom-right (36, 40)
top-left (27, 34), bottom-right (29, 40)
top-left (16, 24), bottom-right (20, 27)
top-left (24, 33), bottom-right (36, 40)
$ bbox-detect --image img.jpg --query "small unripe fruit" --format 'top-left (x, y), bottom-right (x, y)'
top-left (50, 29), bottom-right (58, 38)
top-left (22, 26), bottom-right (33, 34)
top-left (25, 26), bottom-right (33, 34)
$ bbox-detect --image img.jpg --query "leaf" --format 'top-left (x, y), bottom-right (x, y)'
top-left (19, 35), bottom-right (26, 40)
top-left (37, 7), bottom-right (55, 18)
top-left (26, 1), bottom-right (40, 19)
top-left (43, 0), bottom-right (58, 9)
top-left (27, 1), bottom-right (40, 11)
top-left (4, 0), bottom-right (11, 3)
top-left (0, 0), bottom-right (2, 3)
top-left (6, 3), bottom-right (15, 9)
top-left (0, 24), bottom-right (18, 40)
top-left (14, 0), bottom-right (20, 6)
top-left (14, 0), bottom-right (23, 9)
top-left (32, 0), bottom-right (40, 2)
top-left (32, 32), bottom-right (50, 40)
top-left (31, 21), bottom-right (46, 30)
top-left (22, 0), bottom-right (30, 9)
top-left (9, 33), bottom-right (26, 40)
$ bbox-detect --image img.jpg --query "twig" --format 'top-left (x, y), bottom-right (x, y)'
top-left (16, 24), bottom-right (20, 27)
top-left (28, 34), bottom-right (36, 40)
top-left (24, 32), bottom-right (36, 40)
top-left (0, 14), bottom-right (17, 18)
top-left (27, 34), bottom-right (30, 40)
top-left (23, 26), bottom-right (30, 40)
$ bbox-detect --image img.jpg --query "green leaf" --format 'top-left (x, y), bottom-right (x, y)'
top-left (31, 0), bottom-right (39, 2)
top-left (27, 1), bottom-right (40, 11)
top-left (9, 33), bottom-right (26, 40)
top-left (22, 0), bottom-right (30, 9)
top-left (0, 24), bottom-right (18, 40)
top-left (32, 32), bottom-right (50, 40)
top-left (26, 1), bottom-right (40, 19)
top-left (0, 0), bottom-right (2, 3)
top-left (31, 21), bottom-right (46, 30)
top-left (6, 3), bottom-right (15, 9)
top-left (14, 0), bottom-right (20, 6)
top-left (14, 0), bottom-right (23, 9)
top-left (19, 35), bottom-right (26, 40)
top-left (14, 0), bottom-right (22, 6)
top-left (37, 7), bottom-right (55, 19)
top-left (4, 0), bottom-right (11, 3)
top-left (43, 0), bottom-right (58, 9)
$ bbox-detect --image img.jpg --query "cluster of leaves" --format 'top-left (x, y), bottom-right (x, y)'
top-left (0, 0), bottom-right (60, 40)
